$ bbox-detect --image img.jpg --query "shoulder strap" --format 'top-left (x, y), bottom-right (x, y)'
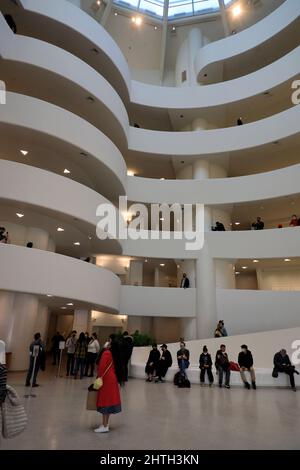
top-left (101, 361), bottom-right (113, 378)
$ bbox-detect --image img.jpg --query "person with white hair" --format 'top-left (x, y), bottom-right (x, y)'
top-left (0, 340), bottom-right (7, 405)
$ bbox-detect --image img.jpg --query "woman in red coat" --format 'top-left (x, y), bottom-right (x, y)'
top-left (94, 342), bottom-right (122, 433)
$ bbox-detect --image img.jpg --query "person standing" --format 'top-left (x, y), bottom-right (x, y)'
top-left (273, 349), bottom-right (299, 391)
top-left (238, 345), bottom-right (256, 390)
top-left (199, 346), bottom-right (214, 386)
top-left (252, 217), bottom-right (264, 230)
top-left (85, 333), bottom-right (100, 377)
top-left (51, 331), bottom-right (64, 366)
top-left (25, 333), bottom-right (45, 387)
top-left (215, 344), bottom-right (231, 389)
top-left (145, 344), bottom-right (160, 382)
top-left (176, 341), bottom-right (190, 377)
top-left (94, 342), bottom-right (122, 433)
top-left (0, 341), bottom-right (7, 405)
top-left (289, 215), bottom-right (299, 227)
top-left (121, 331), bottom-right (134, 382)
top-left (74, 332), bottom-right (87, 380)
top-left (180, 273), bottom-right (190, 289)
top-left (155, 344), bottom-right (173, 383)
top-left (66, 331), bottom-right (77, 376)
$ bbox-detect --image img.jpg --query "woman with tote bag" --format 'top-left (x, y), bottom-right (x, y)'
top-left (93, 341), bottom-right (122, 434)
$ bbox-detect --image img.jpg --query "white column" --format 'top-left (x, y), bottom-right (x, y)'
top-left (159, 0), bottom-right (169, 84)
top-left (196, 245), bottom-right (217, 339)
top-left (73, 309), bottom-right (90, 333)
top-left (218, 0), bottom-right (230, 37)
top-left (215, 259), bottom-right (236, 289)
top-left (0, 291), bottom-right (15, 348)
top-left (10, 294), bottom-right (40, 370)
top-left (101, 0), bottom-right (114, 26)
top-left (129, 260), bottom-right (143, 286)
top-left (187, 28), bottom-right (203, 86)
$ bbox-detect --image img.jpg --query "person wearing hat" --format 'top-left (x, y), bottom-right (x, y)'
top-left (199, 345), bottom-right (214, 386)
top-left (155, 344), bottom-right (172, 383)
top-left (0, 340), bottom-right (7, 405)
top-left (238, 345), bottom-right (256, 390)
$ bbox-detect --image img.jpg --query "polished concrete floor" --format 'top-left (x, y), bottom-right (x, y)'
top-left (1, 369), bottom-right (300, 450)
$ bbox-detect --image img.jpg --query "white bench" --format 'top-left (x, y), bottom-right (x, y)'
top-left (130, 363), bottom-right (300, 388)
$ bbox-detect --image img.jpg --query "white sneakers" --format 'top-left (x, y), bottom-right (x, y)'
top-left (94, 425), bottom-right (109, 433)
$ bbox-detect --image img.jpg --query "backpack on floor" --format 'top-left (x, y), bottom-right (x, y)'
top-left (178, 377), bottom-right (191, 388)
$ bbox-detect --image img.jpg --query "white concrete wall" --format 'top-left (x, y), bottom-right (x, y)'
top-left (131, 327), bottom-right (300, 369)
top-left (0, 244), bottom-right (121, 313)
top-left (217, 289), bottom-right (300, 336)
top-left (257, 267), bottom-right (300, 291)
top-left (120, 286), bottom-right (196, 318)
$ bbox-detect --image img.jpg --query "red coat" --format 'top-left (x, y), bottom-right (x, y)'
top-left (96, 350), bottom-right (121, 409)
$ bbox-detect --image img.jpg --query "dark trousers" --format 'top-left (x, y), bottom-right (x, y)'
top-left (26, 357), bottom-right (40, 385)
top-left (85, 352), bottom-right (97, 377)
top-left (157, 363), bottom-right (169, 380)
top-left (74, 358), bottom-right (85, 378)
top-left (52, 348), bottom-right (60, 365)
top-left (277, 366), bottom-right (296, 388)
top-left (66, 353), bottom-right (75, 376)
top-left (200, 367), bottom-right (214, 384)
top-left (218, 367), bottom-right (230, 386)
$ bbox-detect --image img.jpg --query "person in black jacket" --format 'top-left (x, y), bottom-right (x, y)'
top-left (273, 349), bottom-right (299, 391)
top-left (215, 344), bottom-right (230, 388)
top-left (176, 341), bottom-right (190, 377)
top-left (180, 273), bottom-right (190, 288)
top-left (145, 344), bottom-right (160, 382)
top-left (238, 345), bottom-right (256, 390)
top-left (199, 346), bottom-right (214, 386)
top-left (121, 331), bottom-right (134, 381)
top-left (155, 344), bottom-right (172, 383)
top-left (25, 333), bottom-right (45, 387)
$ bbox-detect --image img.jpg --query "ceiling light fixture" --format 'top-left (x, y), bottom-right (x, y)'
top-left (253, 260), bottom-right (259, 263)
top-left (67, 303), bottom-right (74, 306)
top-left (160, 178), bottom-right (165, 180)
top-left (20, 150), bottom-right (28, 156)
top-left (242, 266), bottom-right (248, 269)
top-left (74, 242), bottom-right (80, 246)
top-left (114, 12), bottom-right (118, 16)
top-left (234, 222), bottom-right (240, 226)
top-left (127, 170), bottom-right (135, 176)
top-left (61, 306), bottom-right (67, 310)
top-left (64, 169), bottom-right (70, 174)
top-left (57, 227), bottom-right (64, 232)
top-left (235, 272), bottom-right (241, 275)
top-left (46, 294), bottom-right (53, 297)
top-left (16, 213), bottom-right (24, 218)
top-left (284, 258), bottom-right (291, 262)
top-left (232, 5), bottom-right (242, 17)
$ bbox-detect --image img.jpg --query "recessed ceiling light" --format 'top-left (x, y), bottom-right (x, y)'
top-left (160, 263), bottom-right (165, 267)
top-left (88, 236), bottom-right (92, 240)
top-left (64, 169), bottom-right (70, 174)
top-left (61, 306), bottom-right (67, 310)
top-left (57, 227), bottom-right (64, 232)
top-left (67, 303), bottom-right (74, 306)
top-left (242, 266), bottom-right (248, 269)
top-left (172, 26), bottom-right (176, 31)
top-left (20, 150), bottom-right (28, 156)
top-left (145, 259), bottom-right (148, 263)
top-left (160, 178), bottom-right (165, 180)
top-left (234, 222), bottom-right (240, 225)
top-left (16, 213), bottom-right (24, 218)
top-left (127, 170), bottom-right (135, 176)
top-left (232, 5), bottom-right (242, 17)
top-left (46, 294), bottom-right (53, 297)
top-left (235, 272), bottom-right (241, 275)
top-left (284, 258), bottom-right (291, 262)
top-left (160, 218), bottom-right (164, 221)
top-left (74, 242), bottom-right (80, 246)
top-left (253, 260), bottom-right (259, 263)
top-left (96, 0), bottom-right (101, 5)
top-left (114, 12), bottom-right (118, 16)
top-left (154, 26), bottom-right (157, 30)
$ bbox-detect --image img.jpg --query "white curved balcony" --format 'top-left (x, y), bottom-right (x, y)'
top-left (127, 164), bottom-right (300, 204)
top-left (131, 46), bottom-right (300, 110)
top-left (2, 0), bottom-right (298, 114)
top-left (120, 286), bottom-right (196, 318)
top-left (0, 16), bottom-right (129, 151)
top-left (0, 244), bottom-right (121, 313)
top-left (0, 159), bottom-right (122, 254)
top-left (128, 105), bottom-right (300, 157)
top-left (195, 0), bottom-right (300, 82)
top-left (207, 228), bottom-right (300, 259)
top-left (15, 0), bottom-right (131, 101)
top-left (0, 92), bottom-right (127, 199)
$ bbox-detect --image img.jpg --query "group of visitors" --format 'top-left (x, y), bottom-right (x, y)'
top-left (145, 341), bottom-right (299, 391)
top-left (0, 227), bottom-right (9, 244)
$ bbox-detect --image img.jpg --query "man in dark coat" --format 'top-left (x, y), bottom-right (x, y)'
top-left (145, 344), bottom-right (160, 382)
top-left (155, 344), bottom-right (172, 383)
top-left (199, 345), bottom-right (214, 386)
top-left (238, 344), bottom-right (256, 389)
top-left (273, 349), bottom-right (299, 391)
top-left (121, 331), bottom-right (134, 381)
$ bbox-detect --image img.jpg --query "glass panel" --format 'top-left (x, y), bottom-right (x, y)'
top-left (139, 0), bottom-right (165, 17)
top-left (168, 0), bottom-right (193, 18)
top-left (114, 0), bottom-right (140, 9)
top-left (193, 0), bottom-right (219, 14)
